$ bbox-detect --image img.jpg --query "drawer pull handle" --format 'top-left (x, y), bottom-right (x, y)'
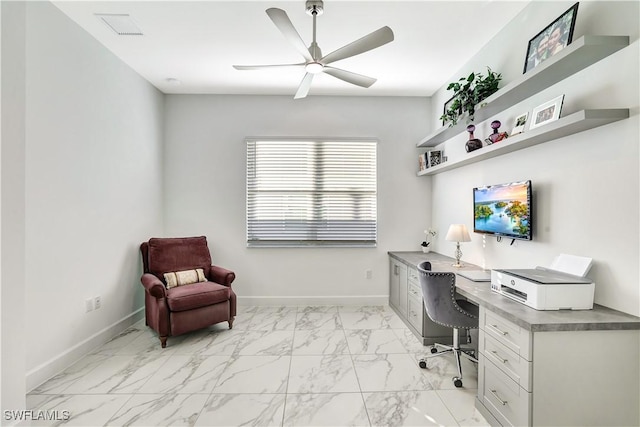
top-left (491, 350), bottom-right (508, 364)
top-left (490, 389), bottom-right (507, 406)
top-left (491, 324), bottom-right (509, 336)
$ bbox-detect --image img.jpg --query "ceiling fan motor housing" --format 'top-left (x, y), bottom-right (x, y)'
top-left (305, 0), bottom-right (324, 16)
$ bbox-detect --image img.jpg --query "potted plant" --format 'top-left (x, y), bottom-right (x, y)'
top-left (421, 229), bottom-right (437, 253)
top-left (440, 67), bottom-right (502, 126)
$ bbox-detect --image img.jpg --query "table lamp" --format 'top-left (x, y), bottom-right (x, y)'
top-left (445, 224), bottom-right (471, 267)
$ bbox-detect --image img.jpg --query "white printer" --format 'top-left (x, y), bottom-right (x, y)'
top-left (490, 254), bottom-right (595, 310)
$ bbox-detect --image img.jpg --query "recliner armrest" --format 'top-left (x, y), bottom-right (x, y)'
top-left (208, 265), bottom-right (236, 287)
top-left (141, 273), bottom-right (167, 298)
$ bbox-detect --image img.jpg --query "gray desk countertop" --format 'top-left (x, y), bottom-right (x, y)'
top-left (388, 251), bottom-right (640, 332)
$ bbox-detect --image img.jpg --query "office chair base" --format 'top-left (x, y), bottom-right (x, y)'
top-left (418, 344), bottom-right (478, 388)
top-left (425, 344), bottom-right (477, 360)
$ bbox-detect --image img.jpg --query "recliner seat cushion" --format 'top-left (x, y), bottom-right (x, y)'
top-left (166, 281), bottom-right (230, 312)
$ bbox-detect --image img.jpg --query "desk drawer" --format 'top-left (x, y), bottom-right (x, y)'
top-left (482, 357), bottom-right (531, 427)
top-left (481, 307), bottom-right (531, 360)
top-left (407, 294), bottom-right (423, 333)
top-left (408, 281), bottom-right (421, 299)
top-left (480, 331), bottom-right (532, 392)
top-left (408, 267), bottom-right (419, 285)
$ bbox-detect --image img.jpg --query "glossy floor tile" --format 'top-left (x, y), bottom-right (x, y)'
top-left (28, 305), bottom-right (488, 426)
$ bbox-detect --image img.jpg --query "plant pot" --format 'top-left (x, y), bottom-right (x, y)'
top-left (422, 246), bottom-right (430, 253)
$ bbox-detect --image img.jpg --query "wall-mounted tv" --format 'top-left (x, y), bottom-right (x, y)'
top-left (473, 180), bottom-right (532, 240)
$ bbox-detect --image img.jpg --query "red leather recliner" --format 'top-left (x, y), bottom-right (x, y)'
top-left (140, 236), bottom-right (237, 348)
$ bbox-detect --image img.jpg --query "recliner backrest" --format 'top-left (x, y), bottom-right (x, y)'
top-left (144, 236), bottom-right (212, 280)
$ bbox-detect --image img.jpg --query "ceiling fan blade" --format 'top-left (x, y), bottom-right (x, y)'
top-left (294, 73), bottom-right (314, 99)
top-left (266, 8), bottom-right (313, 62)
top-left (233, 63), bottom-right (305, 70)
top-left (323, 66), bottom-right (377, 88)
top-left (320, 26), bottom-right (394, 65)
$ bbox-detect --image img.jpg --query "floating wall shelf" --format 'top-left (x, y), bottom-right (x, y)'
top-left (417, 35), bottom-right (630, 148)
top-left (417, 109), bottom-right (629, 176)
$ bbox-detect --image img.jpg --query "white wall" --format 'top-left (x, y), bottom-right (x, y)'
top-left (428, 1), bottom-right (640, 316)
top-left (1, 0), bottom-right (27, 415)
top-left (22, 2), bottom-right (165, 390)
top-left (163, 95), bottom-right (431, 305)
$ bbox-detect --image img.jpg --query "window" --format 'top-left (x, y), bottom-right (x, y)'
top-left (246, 139), bottom-right (377, 247)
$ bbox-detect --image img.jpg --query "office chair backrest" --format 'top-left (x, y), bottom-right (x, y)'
top-left (417, 261), bottom-right (478, 330)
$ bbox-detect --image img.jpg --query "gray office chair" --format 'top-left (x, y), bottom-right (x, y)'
top-left (417, 261), bottom-right (478, 388)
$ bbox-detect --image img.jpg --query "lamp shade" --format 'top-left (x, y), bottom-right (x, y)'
top-left (445, 224), bottom-right (471, 242)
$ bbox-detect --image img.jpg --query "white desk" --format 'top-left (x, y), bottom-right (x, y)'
top-left (388, 251), bottom-right (640, 427)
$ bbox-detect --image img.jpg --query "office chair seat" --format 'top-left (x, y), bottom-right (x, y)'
top-left (417, 261), bottom-right (479, 388)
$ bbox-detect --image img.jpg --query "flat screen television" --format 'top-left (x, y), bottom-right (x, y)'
top-left (473, 180), bottom-right (532, 240)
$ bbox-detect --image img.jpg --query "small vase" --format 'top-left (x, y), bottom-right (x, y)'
top-left (465, 125), bottom-right (483, 153)
top-left (488, 120), bottom-right (501, 143)
top-left (422, 246), bottom-right (430, 253)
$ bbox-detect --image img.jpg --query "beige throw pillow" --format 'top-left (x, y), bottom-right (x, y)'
top-left (164, 268), bottom-right (207, 289)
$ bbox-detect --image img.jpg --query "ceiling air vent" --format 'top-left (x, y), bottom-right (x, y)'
top-left (96, 14), bottom-right (143, 36)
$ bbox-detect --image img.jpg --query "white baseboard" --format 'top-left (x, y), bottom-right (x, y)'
top-left (26, 308), bottom-right (145, 392)
top-left (237, 295), bottom-right (389, 307)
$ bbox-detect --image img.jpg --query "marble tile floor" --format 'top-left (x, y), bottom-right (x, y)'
top-left (28, 305), bottom-right (489, 427)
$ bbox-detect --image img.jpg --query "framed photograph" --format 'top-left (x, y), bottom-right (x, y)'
top-left (530, 95), bottom-right (564, 130)
top-left (442, 95), bottom-right (458, 126)
top-left (428, 150), bottom-right (442, 167)
top-left (511, 112), bottom-right (528, 135)
top-left (523, 2), bottom-right (579, 74)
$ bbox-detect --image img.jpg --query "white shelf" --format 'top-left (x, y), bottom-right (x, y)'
top-left (417, 109), bottom-right (629, 176)
top-left (417, 35), bottom-right (630, 148)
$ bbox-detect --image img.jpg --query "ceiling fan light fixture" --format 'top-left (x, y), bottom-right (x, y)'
top-left (305, 62), bottom-right (324, 74)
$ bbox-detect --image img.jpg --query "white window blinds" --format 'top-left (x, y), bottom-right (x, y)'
top-left (246, 139), bottom-right (377, 247)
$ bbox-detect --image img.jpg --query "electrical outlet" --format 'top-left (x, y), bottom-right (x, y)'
top-left (94, 295), bottom-right (102, 310)
top-left (365, 269), bottom-right (373, 279)
top-left (85, 298), bottom-right (94, 313)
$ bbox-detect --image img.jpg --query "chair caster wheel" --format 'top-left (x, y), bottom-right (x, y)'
top-left (419, 359), bottom-right (427, 369)
top-left (453, 377), bottom-right (463, 388)
top-left (430, 347), bottom-right (438, 354)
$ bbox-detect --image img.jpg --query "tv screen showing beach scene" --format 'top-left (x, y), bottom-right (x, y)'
top-left (473, 180), bottom-right (532, 240)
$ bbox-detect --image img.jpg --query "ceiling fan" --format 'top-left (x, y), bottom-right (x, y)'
top-left (233, 0), bottom-right (394, 99)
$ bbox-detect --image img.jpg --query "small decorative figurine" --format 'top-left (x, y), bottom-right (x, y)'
top-left (465, 125), bottom-right (483, 153)
top-left (486, 120), bottom-right (509, 144)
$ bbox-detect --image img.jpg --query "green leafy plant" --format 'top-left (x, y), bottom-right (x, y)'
top-left (440, 67), bottom-right (502, 127)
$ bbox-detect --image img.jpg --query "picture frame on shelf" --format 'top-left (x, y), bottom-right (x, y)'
top-left (530, 95), bottom-right (565, 130)
top-left (511, 112), bottom-right (529, 135)
top-left (523, 2), bottom-right (579, 74)
top-left (428, 150), bottom-right (443, 168)
top-left (442, 95), bottom-right (459, 126)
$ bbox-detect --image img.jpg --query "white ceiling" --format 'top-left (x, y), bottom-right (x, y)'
top-left (52, 1), bottom-right (530, 98)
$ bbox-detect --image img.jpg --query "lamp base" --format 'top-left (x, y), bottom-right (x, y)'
top-left (452, 242), bottom-right (463, 268)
